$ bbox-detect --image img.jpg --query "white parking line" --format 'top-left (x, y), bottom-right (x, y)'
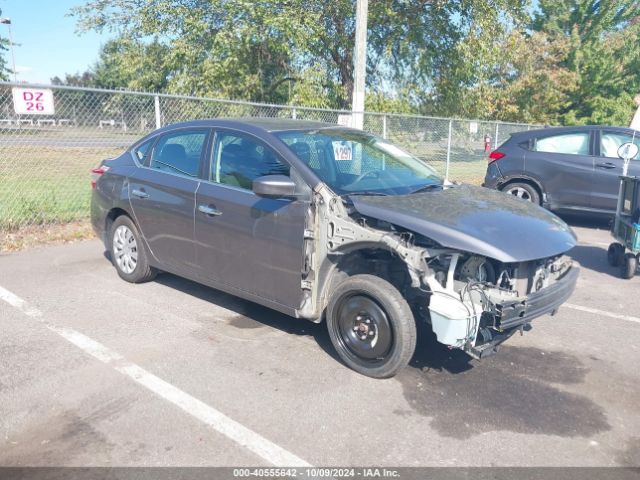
top-left (0, 285), bottom-right (311, 467)
top-left (564, 303), bottom-right (640, 324)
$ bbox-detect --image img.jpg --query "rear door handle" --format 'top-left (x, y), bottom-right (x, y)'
top-left (596, 162), bottom-right (617, 169)
top-left (198, 204), bottom-right (222, 216)
top-left (131, 189), bottom-right (149, 198)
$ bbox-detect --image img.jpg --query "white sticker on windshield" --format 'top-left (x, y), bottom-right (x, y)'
top-left (332, 141), bottom-right (353, 161)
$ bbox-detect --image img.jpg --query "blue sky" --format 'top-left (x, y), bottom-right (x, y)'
top-left (0, 0), bottom-right (112, 83)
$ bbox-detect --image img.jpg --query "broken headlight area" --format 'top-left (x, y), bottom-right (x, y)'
top-left (421, 252), bottom-right (578, 359)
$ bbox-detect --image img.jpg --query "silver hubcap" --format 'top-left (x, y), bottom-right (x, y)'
top-left (113, 225), bottom-right (138, 274)
top-left (506, 186), bottom-right (532, 201)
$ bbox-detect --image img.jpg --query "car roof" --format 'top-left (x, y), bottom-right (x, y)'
top-left (511, 125), bottom-right (640, 139)
top-left (157, 117), bottom-right (338, 133)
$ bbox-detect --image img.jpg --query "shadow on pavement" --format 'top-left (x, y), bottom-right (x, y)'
top-left (557, 212), bottom-right (611, 230)
top-left (152, 272), bottom-right (340, 363)
top-left (135, 256), bottom-right (610, 441)
top-left (568, 244), bottom-right (620, 277)
top-left (398, 319), bottom-right (610, 439)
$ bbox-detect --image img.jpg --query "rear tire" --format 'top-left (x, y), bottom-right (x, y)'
top-left (326, 274), bottom-right (416, 378)
top-left (109, 215), bottom-right (157, 283)
top-left (621, 253), bottom-right (638, 279)
top-left (501, 182), bottom-right (541, 205)
top-left (607, 243), bottom-right (625, 267)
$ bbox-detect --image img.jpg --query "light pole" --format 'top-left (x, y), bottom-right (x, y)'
top-left (0, 17), bottom-right (17, 82)
top-left (351, 0), bottom-right (368, 130)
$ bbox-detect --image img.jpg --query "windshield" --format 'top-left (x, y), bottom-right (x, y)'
top-left (275, 128), bottom-right (441, 195)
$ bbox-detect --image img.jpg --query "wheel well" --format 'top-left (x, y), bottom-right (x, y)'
top-left (500, 178), bottom-right (543, 200)
top-left (321, 248), bottom-right (413, 309)
top-left (105, 207), bottom-right (131, 234)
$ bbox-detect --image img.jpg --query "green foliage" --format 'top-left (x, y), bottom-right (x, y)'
top-left (67, 0), bottom-right (640, 126)
top-left (364, 90), bottom-right (417, 114)
top-left (93, 38), bottom-right (172, 92)
top-left (0, 9), bottom-right (11, 81)
top-left (69, 0), bottom-right (529, 111)
top-left (479, 31), bottom-right (578, 124)
top-left (533, 0), bottom-right (640, 125)
top-left (0, 37), bottom-right (9, 82)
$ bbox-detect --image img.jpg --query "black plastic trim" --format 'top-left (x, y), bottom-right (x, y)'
top-left (493, 265), bottom-right (579, 330)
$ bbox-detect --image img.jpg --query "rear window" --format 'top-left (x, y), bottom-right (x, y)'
top-left (533, 133), bottom-right (590, 155)
top-left (133, 138), bottom-right (154, 162)
top-left (150, 130), bottom-right (207, 177)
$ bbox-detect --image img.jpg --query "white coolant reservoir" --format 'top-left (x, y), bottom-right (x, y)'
top-left (428, 293), bottom-right (479, 348)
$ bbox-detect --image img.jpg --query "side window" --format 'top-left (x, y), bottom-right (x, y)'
top-left (150, 130), bottom-right (207, 178)
top-left (600, 131), bottom-right (640, 160)
top-left (211, 132), bottom-right (290, 189)
top-left (133, 138), bottom-right (154, 163)
top-left (533, 132), bottom-right (590, 155)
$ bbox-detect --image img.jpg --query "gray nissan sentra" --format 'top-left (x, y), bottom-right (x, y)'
top-left (91, 118), bottom-right (579, 378)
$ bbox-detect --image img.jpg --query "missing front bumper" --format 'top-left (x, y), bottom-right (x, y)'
top-left (487, 265), bottom-right (579, 331)
top-left (464, 265), bottom-right (579, 359)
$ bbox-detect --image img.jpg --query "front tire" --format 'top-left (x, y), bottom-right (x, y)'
top-left (109, 215), bottom-right (157, 283)
top-left (502, 182), bottom-right (541, 205)
top-left (607, 242), bottom-right (624, 267)
top-left (621, 253), bottom-right (638, 279)
top-left (326, 275), bottom-right (416, 378)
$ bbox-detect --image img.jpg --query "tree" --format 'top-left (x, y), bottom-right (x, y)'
top-left (533, 0), bottom-right (640, 125)
top-left (70, 0), bottom-right (528, 111)
top-left (0, 9), bottom-right (11, 81)
top-left (51, 71), bottom-right (96, 87)
top-left (0, 37), bottom-right (9, 81)
top-left (471, 30), bottom-right (578, 124)
top-left (92, 38), bottom-right (172, 92)
top-left (416, 0), bottom-right (530, 118)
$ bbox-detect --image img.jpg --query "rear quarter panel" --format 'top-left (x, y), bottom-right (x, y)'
top-left (90, 152), bottom-right (137, 244)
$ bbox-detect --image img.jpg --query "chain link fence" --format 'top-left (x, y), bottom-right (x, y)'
top-left (0, 82), bottom-right (539, 232)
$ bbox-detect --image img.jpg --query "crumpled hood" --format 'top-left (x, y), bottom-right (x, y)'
top-left (350, 185), bottom-right (577, 263)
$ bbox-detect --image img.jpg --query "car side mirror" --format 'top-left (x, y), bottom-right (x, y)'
top-left (252, 175), bottom-right (297, 198)
top-left (617, 142), bottom-right (639, 161)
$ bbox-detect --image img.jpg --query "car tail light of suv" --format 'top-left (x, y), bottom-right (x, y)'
top-left (488, 151), bottom-right (506, 163)
top-left (91, 165), bottom-right (110, 189)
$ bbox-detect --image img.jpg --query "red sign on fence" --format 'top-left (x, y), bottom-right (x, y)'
top-left (12, 87), bottom-right (55, 115)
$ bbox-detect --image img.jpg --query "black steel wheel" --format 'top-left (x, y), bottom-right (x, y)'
top-left (607, 242), bottom-right (624, 267)
top-left (326, 274), bottom-right (416, 378)
top-left (621, 253), bottom-right (638, 280)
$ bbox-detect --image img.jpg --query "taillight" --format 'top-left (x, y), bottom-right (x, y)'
top-left (488, 151), bottom-right (505, 163)
top-left (91, 165), bottom-right (110, 189)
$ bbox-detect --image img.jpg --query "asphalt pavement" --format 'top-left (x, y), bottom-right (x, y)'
top-left (1, 219), bottom-right (639, 467)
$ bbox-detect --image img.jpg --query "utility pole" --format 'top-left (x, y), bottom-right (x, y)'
top-left (0, 17), bottom-right (17, 82)
top-left (351, 0), bottom-right (368, 130)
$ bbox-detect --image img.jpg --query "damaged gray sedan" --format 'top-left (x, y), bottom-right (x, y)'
top-left (91, 119), bottom-right (578, 378)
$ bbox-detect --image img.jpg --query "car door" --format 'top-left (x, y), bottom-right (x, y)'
top-left (592, 129), bottom-right (640, 212)
top-left (128, 128), bottom-right (210, 271)
top-left (525, 130), bottom-right (595, 210)
top-left (194, 130), bottom-right (308, 308)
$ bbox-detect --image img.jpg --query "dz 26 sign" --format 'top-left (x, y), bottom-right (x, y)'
top-left (12, 87), bottom-right (55, 115)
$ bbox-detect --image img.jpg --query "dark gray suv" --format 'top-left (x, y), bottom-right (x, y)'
top-left (484, 125), bottom-right (640, 215)
top-left (91, 119), bottom-right (578, 378)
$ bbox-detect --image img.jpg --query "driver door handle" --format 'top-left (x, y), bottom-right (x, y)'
top-left (596, 162), bottom-right (616, 169)
top-left (198, 204), bottom-right (222, 216)
top-left (131, 189), bottom-right (149, 198)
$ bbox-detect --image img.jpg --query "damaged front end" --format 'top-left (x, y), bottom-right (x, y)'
top-left (423, 252), bottom-right (578, 358)
top-left (300, 183), bottom-right (579, 360)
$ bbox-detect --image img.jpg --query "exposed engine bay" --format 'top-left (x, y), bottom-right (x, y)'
top-left (422, 251), bottom-right (572, 357)
top-left (299, 183), bottom-right (577, 359)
